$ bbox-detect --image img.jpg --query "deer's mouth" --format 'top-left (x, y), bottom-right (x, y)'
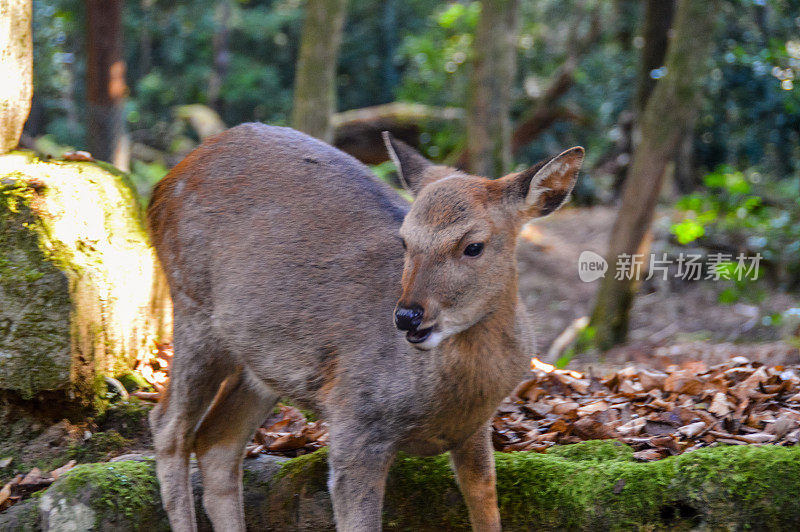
top-left (406, 325), bottom-right (434, 344)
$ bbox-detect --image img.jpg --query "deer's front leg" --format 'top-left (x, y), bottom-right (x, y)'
top-left (328, 432), bottom-right (395, 532)
top-left (450, 423), bottom-right (502, 532)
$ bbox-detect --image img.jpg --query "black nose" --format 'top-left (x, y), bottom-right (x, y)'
top-left (395, 305), bottom-right (423, 331)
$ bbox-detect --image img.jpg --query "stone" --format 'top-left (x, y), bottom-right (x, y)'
top-left (0, 151), bottom-right (171, 405)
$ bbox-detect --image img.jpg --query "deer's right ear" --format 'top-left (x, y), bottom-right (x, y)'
top-left (382, 131), bottom-right (433, 197)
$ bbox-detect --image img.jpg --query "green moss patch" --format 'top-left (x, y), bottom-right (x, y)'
top-left (274, 441), bottom-right (800, 531)
top-left (16, 442), bottom-right (800, 530)
top-left (50, 459), bottom-right (167, 530)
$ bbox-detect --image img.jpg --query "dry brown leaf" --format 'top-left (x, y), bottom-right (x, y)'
top-left (708, 392), bottom-right (732, 417)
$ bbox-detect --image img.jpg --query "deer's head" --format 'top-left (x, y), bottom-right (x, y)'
top-left (384, 132), bottom-right (583, 350)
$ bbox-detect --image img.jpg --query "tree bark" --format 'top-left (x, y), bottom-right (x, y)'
top-left (466, 0), bottom-right (519, 178)
top-left (291, 0), bottom-right (348, 143)
top-left (0, 0), bottom-right (33, 154)
top-left (85, 0), bottom-right (130, 171)
top-left (633, 0), bottom-right (676, 115)
top-left (208, 0), bottom-right (232, 113)
top-left (589, 0), bottom-right (717, 350)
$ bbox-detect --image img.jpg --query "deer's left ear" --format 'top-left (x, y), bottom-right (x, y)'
top-left (502, 147), bottom-right (584, 219)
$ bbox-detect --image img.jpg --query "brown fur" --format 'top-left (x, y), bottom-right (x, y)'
top-left (149, 123), bottom-right (583, 531)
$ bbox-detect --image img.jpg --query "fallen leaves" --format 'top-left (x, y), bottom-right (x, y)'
top-left (118, 340), bottom-right (800, 468)
top-left (0, 461), bottom-right (76, 511)
top-left (490, 357), bottom-right (800, 460)
top-left (245, 405), bottom-right (328, 459)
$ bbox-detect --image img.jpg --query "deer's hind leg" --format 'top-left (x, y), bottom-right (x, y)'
top-left (194, 369), bottom-right (279, 532)
top-left (149, 319), bottom-right (233, 532)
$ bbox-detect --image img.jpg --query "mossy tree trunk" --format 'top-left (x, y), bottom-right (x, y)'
top-left (0, 0), bottom-right (33, 154)
top-left (291, 0), bottom-right (348, 144)
top-left (590, 0), bottom-right (717, 350)
top-left (85, 0), bottom-right (130, 171)
top-left (466, 0), bottom-right (519, 178)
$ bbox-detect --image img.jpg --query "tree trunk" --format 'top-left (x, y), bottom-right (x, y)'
top-left (466, 0), bottom-right (519, 178)
top-left (633, 0), bottom-right (676, 115)
top-left (291, 0), bottom-right (348, 143)
top-left (0, 0), bottom-right (33, 154)
top-left (139, 0), bottom-right (154, 77)
top-left (612, 0), bottom-right (675, 196)
top-left (589, 0), bottom-right (717, 350)
top-left (85, 0), bottom-right (130, 171)
top-left (208, 0), bottom-right (232, 113)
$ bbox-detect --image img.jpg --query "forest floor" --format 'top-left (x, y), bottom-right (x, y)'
top-left (3, 206), bottom-right (800, 513)
top-left (518, 206), bottom-right (800, 371)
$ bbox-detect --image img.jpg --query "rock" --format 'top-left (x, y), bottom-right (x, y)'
top-left (0, 152), bottom-right (171, 405)
top-left (5, 442), bottom-right (800, 531)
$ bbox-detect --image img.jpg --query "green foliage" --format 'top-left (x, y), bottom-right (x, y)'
top-left (671, 165), bottom-right (800, 290)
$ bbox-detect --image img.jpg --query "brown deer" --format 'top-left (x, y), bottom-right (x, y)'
top-left (148, 123), bottom-right (583, 531)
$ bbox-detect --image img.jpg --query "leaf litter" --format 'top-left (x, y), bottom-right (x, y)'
top-left (7, 352), bottom-right (800, 513)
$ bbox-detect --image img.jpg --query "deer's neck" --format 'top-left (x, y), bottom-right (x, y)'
top-left (443, 273), bottom-right (530, 374)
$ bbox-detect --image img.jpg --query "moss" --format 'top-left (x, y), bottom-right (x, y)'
top-left (116, 372), bottom-right (151, 393)
top-left (546, 438), bottom-right (634, 462)
top-left (0, 150), bottom-right (172, 406)
top-left (273, 445), bottom-right (330, 493)
top-left (67, 430), bottom-right (132, 463)
top-left (25, 443), bottom-right (800, 530)
top-left (383, 453), bottom-right (469, 531)
top-left (96, 399), bottom-right (153, 440)
top-left (270, 441), bottom-right (800, 531)
top-left (55, 459), bottom-right (165, 529)
top-left (0, 175), bottom-right (72, 399)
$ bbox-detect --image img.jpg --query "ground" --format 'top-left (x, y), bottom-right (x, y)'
top-left (519, 206), bottom-right (800, 369)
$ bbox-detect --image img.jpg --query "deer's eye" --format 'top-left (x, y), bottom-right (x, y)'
top-left (464, 243), bottom-right (484, 257)
top-left (401, 238), bottom-right (407, 250)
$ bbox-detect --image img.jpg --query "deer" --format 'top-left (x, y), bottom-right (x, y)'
top-left (147, 122), bottom-right (583, 532)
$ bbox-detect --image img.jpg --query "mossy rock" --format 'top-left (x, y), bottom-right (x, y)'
top-left (0, 151), bottom-right (171, 406)
top-left (8, 442), bottom-right (800, 531)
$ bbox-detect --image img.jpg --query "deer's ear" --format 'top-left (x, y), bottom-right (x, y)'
top-left (502, 147), bottom-right (584, 219)
top-left (382, 131), bottom-right (434, 196)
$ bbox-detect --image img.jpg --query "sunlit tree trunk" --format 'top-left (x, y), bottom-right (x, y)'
top-left (291, 0), bottom-right (348, 143)
top-left (86, 0), bottom-right (130, 171)
top-left (466, 0), bottom-right (519, 177)
top-left (0, 0), bottom-right (33, 153)
top-left (590, 0), bottom-right (717, 350)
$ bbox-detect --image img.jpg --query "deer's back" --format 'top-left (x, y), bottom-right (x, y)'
top-left (149, 124), bottom-right (410, 401)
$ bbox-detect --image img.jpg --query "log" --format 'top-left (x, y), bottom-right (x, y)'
top-left (331, 102), bottom-right (464, 164)
top-left (6, 442), bottom-right (800, 530)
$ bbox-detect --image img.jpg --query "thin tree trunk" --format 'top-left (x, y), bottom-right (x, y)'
top-left (291, 0), bottom-right (348, 143)
top-left (633, 0), bottom-right (676, 115)
top-left (85, 0), bottom-right (130, 171)
top-left (208, 0), bottom-right (232, 113)
top-left (139, 0), bottom-right (153, 76)
top-left (0, 0), bottom-right (33, 153)
top-left (589, 0), bottom-right (717, 350)
top-left (613, 0), bottom-right (675, 196)
top-left (466, 0), bottom-right (519, 177)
